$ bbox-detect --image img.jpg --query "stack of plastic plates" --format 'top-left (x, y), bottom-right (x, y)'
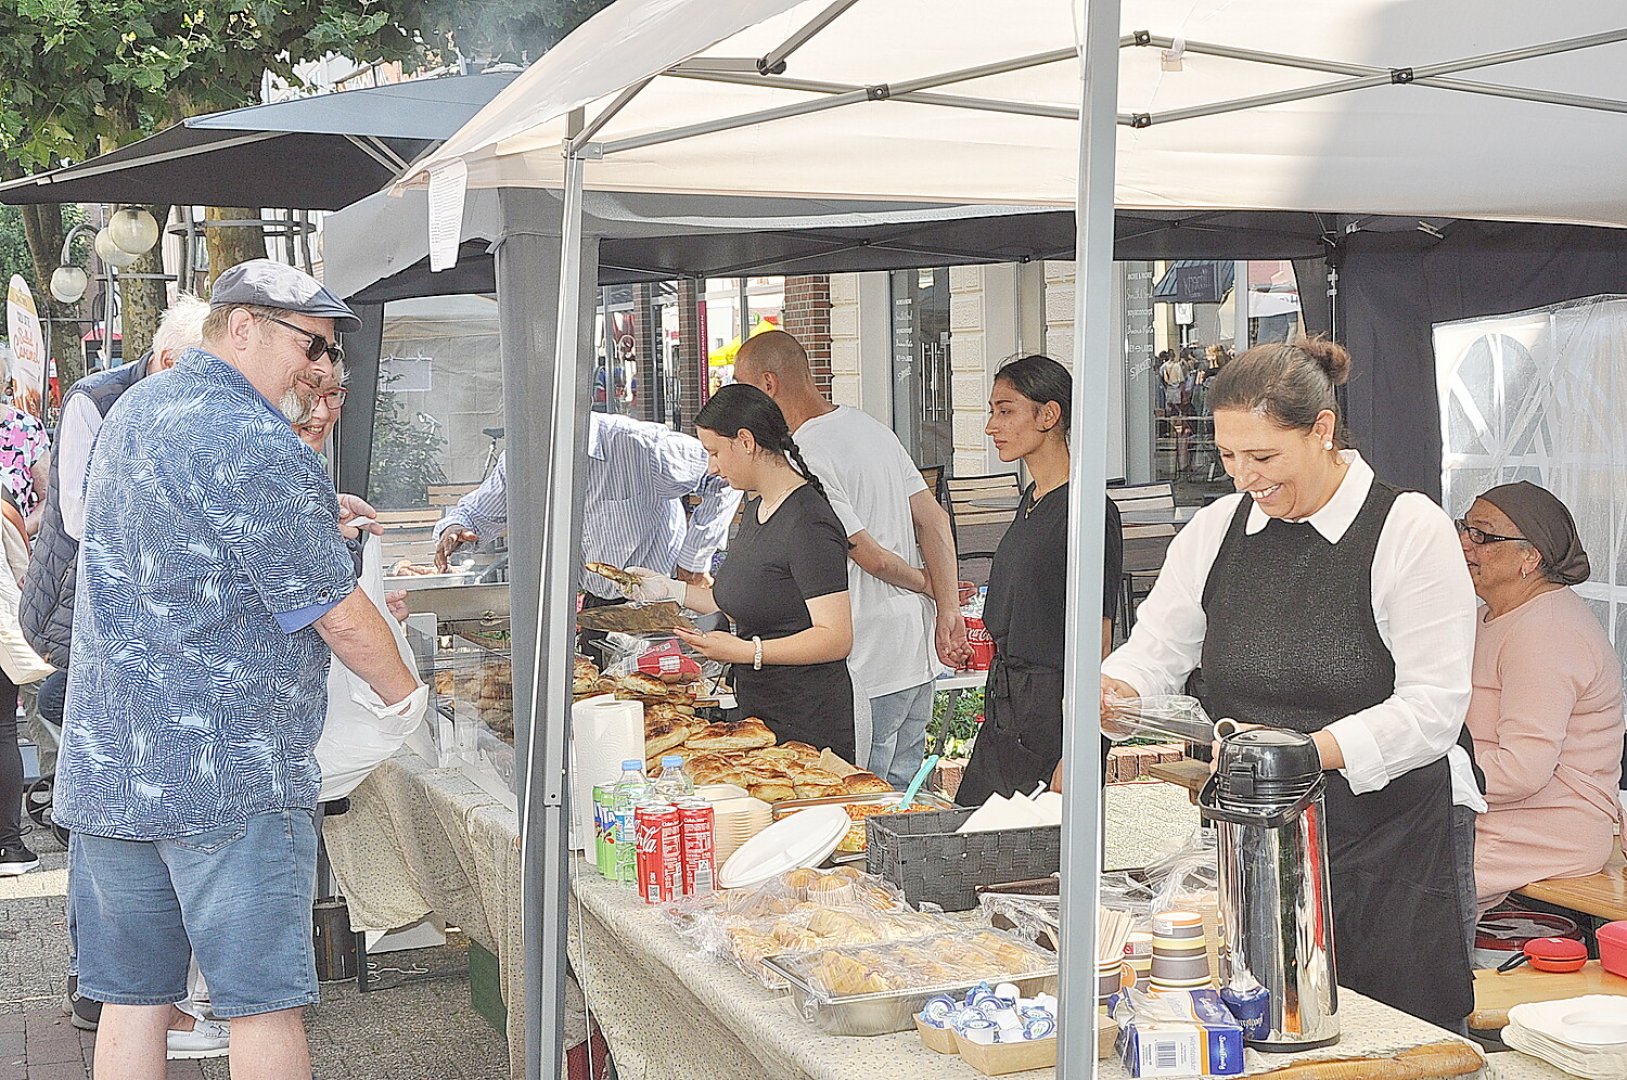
top-left (710, 796), bottom-right (774, 868)
top-left (1506, 997), bottom-right (1627, 1079)
top-left (718, 805), bottom-right (848, 891)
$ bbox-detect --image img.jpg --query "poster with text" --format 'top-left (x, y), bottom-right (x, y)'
top-left (4, 276), bottom-right (44, 419)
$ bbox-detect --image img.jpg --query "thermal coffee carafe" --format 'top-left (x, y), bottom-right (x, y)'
top-left (1198, 728), bottom-right (1340, 1051)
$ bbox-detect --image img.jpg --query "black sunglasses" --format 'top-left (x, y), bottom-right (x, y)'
top-left (265, 316), bottom-right (345, 367)
top-left (1454, 518), bottom-right (1526, 546)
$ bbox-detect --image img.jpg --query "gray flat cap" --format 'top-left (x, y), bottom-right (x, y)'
top-left (209, 259), bottom-right (360, 333)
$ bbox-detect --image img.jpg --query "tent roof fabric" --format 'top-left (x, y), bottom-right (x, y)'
top-left (401, 1), bottom-right (1627, 228)
top-left (0, 73), bottom-right (517, 211)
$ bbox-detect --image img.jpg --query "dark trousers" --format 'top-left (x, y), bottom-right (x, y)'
top-left (38, 668), bottom-right (66, 728)
top-left (0, 668), bottom-right (22, 848)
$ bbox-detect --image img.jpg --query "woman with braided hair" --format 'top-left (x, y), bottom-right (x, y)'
top-left (629, 383), bottom-right (856, 759)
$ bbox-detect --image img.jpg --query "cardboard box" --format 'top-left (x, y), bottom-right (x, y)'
top-left (956, 1031), bottom-right (1058, 1076)
top-left (915, 1016), bottom-right (958, 1055)
top-left (1115, 990), bottom-right (1244, 1077)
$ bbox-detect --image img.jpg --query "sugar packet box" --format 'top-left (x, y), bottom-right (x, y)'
top-left (1115, 989), bottom-right (1245, 1078)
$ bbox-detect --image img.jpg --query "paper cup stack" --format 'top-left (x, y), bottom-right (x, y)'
top-left (1151, 910), bottom-right (1211, 991)
top-left (1124, 931), bottom-right (1153, 989)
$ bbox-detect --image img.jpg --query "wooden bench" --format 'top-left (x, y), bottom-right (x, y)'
top-left (1512, 843), bottom-right (1627, 924)
top-left (1146, 758), bottom-right (1210, 804)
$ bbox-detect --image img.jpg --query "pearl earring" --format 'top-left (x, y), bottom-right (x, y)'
top-left (1323, 441), bottom-right (1334, 451)
top-left (1521, 567), bottom-right (1529, 579)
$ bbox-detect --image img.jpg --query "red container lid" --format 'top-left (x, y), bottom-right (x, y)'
top-left (1476, 911), bottom-right (1582, 952)
top-left (1597, 920), bottom-right (1627, 947)
top-left (1525, 937), bottom-right (1587, 962)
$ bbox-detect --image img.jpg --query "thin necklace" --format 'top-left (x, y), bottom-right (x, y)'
top-left (757, 480), bottom-right (801, 521)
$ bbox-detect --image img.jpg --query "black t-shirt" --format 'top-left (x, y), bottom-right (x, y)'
top-left (712, 484), bottom-right (856, 759)
top-left (984, 484), bottom-right (1123, 671)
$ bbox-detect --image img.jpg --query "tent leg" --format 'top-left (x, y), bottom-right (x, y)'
top-left (496, 154), bottom-right (596, 1079)
top-left (1060, 0), bottom-right (1121, 1076)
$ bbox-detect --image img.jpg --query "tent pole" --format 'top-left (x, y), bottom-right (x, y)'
top-left (1061, 0), bottom-right (1120, 1075)
top-left (1234, 260), bottom-right (1249, 352)
top-left (666, 67), bottom-right (1082, 120)
top-left (511, 145), bottom-right (591, 1080)
top-left (758, 0), bottom-right (862, 73)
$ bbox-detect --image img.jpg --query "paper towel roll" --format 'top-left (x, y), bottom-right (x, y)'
top-left (568, 697), bottom-right (644, 852)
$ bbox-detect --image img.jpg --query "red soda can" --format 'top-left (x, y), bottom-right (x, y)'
top-left (964, 615), bottom-right (996, 671)
top-left (635, 801), bottom-right (680, 904)
top-left (677, 799), bottom-right (715, 898)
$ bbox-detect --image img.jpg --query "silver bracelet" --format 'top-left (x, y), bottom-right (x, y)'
top-left (752, 635), bottom-right (763, 671)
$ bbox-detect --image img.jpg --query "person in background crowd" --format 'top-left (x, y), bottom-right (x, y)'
top-left (735, 330), bottom-right (969, 785)
top-left (1102, 337), bottom-right (1481, 1031)
top-left (0, 485), bottom-right (52, 876)
top-left (1459, 482), bottom-right (1623, 912)
top-left (1157, 350), bottom-right (1183, 415)
top-left (0, 346), bottom-right (50, 529)
top-left (630, 384), bottom-right (856, 759)
top-left (56, 261), bottom-right (424, 1080)
top-left (432, 414), bottom-right (742, 610)
top-left (956, 355), bottom-right (1122, 806)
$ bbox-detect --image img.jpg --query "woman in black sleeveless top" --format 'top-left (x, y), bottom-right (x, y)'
top-left (956, 356), bottom-right (1122, 808)
top-left (1101, 338), bottom-right (1481, 1031)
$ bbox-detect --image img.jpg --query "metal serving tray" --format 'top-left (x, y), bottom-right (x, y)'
top-left (761, 952), bottom-right (1057, 1036)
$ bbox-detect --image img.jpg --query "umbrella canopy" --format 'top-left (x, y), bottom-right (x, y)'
top-left (0, 72), bottom-right (518, 211)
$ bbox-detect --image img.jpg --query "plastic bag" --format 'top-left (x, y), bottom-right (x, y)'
top-left (1103, 692), bottom-right (1215, 744)
top-left (316, 539), bottom-right (429, 800)
top-left (779, 928), bottom-right (1054, 1001)
top-left (594, 631), bottom-right (726, 695)
top-left (664, 865), bottom-right (942, 987)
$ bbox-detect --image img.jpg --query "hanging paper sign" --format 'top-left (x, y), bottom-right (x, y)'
top-left (5, 276), bottom-right (45, 419)
top-left (427, 159), bottom-right (469, 273)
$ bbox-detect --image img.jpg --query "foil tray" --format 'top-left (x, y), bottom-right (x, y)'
top-left (761, 952), bottom-right (1057, 1036)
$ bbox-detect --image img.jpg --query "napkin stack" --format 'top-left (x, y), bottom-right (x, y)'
top-left (1504, 996), bottom-right (1627, 1079)
top-left (957, 790), bottom-right (1064, 833)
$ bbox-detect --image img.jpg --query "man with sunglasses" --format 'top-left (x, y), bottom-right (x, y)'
top-left (55, 260), bottom-right (425, 1080)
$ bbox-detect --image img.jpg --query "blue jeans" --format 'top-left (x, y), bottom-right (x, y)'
top-left (69, 808), bottom-right (319, 1018)
top-left (865, 682), bottom-right (935, 788)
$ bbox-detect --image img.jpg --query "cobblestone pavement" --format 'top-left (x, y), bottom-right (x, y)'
top-left (0, 823), bottom-right (510, 1079)
top-left (1, 780), bottom-right (1197, 1077)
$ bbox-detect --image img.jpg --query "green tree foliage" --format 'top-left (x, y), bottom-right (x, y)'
top-left (368, 369), bottom-right (447, 509)
top-left (420, 0), bottom-right (615, 63)
top-left (0, 207), bottom-right (29, 291)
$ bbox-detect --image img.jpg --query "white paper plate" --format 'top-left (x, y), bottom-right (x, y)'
top-left (1512, 996), bottom-right (1627, 1049)
top-left (717, 806), bottom-right (848, 890)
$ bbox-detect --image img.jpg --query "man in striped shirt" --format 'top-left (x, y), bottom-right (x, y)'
top-left (433, 413), bottom-right (741, 599)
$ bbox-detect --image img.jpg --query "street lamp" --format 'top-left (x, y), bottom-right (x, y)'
top-left (49, 206), bottom-right (162, 372)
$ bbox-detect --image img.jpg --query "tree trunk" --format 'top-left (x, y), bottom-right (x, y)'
top-left (118, 204), bottom-right (171, 361)
top-left (203, 207), bottom-right (266, 288)
top-left (15, 201), bottom-right (84, 395)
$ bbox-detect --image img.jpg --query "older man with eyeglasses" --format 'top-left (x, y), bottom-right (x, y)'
top-left (55, 260), bottom-right (425, 1080)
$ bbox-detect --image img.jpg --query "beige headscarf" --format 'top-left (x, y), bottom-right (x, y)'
top-left (1478, 481), bottom-right (1591, 585)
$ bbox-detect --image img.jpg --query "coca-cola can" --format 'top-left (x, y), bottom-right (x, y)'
top-left (635, 801), bottom-right (680, 904)
top-left (964, 615), bottom-right (996, 671)
top-left (677, 799), bottom-right (715, 898)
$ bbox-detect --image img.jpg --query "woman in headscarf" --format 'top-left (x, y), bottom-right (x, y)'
top-left (1458, 482), bottom-right (1622, 912)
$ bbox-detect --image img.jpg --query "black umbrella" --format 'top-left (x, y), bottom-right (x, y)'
top-left (0, 72), bottom-right (519, 211)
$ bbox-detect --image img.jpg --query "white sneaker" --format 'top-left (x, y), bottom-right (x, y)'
top-left (167, 1017), bottom-right (230, 1059)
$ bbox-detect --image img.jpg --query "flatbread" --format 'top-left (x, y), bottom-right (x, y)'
top-left (644, 716), bottom-right (693, 758)
top-left (842, 772), bottom-right (894, 796)
top-left (747, 780), bottom-right (797, 803)
top-left (685, 718), bottom-right (776, 752)
top-left (584, 562), bottom-right (641, 591)
top-left (575, 602), bottom-right (695, 634)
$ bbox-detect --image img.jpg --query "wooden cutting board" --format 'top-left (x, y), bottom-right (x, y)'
top-left (1471, 959), bottom-right (1627, 1030)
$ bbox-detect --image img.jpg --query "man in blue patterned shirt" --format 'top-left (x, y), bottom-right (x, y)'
top-left (56, 261), bottom-right (422, 1079)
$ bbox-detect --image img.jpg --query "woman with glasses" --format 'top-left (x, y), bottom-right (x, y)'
top-left (1102, 337), bottom-right (1480, 1031)
top-left (1457, 482), bottom-right (1622, 913)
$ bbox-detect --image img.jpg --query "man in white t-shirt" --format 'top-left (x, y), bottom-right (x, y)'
top-left (735, 331), bottom-right (970, 786)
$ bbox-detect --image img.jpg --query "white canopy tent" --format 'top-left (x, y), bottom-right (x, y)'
top-left (391, 4), bottom-right (1627, 1075)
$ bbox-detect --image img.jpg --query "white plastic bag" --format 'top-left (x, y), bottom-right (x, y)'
top-left (317, 538), bottom-right (429, 800)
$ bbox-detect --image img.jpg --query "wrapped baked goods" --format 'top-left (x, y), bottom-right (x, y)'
top-left (774, 928), bottom-right (1054, 1000)
top-left (664, 865), bottom-right (944, 986)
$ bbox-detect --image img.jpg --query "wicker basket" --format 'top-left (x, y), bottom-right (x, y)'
top-left (865, 807), bottom-right (1061, 911)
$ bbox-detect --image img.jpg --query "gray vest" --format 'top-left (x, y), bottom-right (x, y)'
top-left (21, 357), bottom-right (153, 667)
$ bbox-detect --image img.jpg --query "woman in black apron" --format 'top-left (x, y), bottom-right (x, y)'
top-left (956, 356), bottom-right (1122, 807)
top-left (1101, 338), bottom-right (1479, 1031)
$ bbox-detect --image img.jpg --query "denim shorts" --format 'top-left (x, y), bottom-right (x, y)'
top-left (69, 808), bottom-right (319, 1018)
